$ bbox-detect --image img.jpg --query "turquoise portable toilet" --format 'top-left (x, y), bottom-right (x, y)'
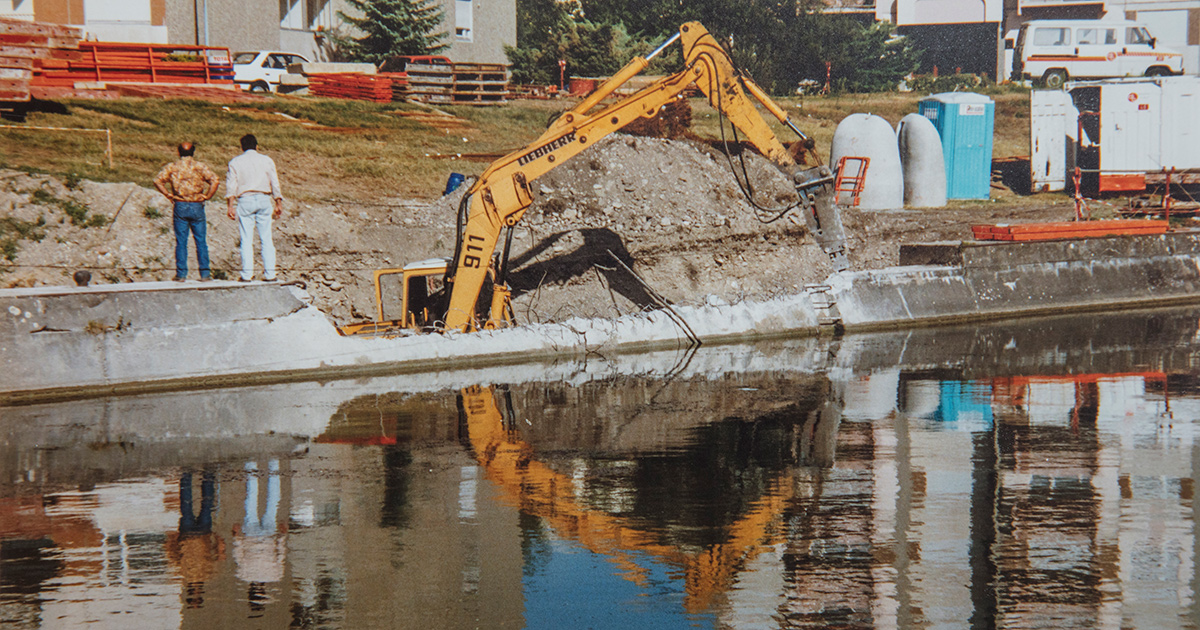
top-left (918, 92), bottom-right (994, 200)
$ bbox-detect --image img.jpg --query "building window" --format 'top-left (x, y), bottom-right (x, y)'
top-left (86, 0), bottom-right (151, 23)
top-left (456, 0), bottom-right (473, 42)
top-left (281, 0), bottom-right (304, 30)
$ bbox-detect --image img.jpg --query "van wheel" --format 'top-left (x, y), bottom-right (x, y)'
top-left (249, 81), bottom-right (271, 93)
top-left (1042, 69), bottom-right (1068, 89)
top-left (1146, 66), bottom-right (1172, 77)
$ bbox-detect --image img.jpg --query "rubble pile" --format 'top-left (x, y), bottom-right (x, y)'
top-left (427, 134), bottom-right (803, 236)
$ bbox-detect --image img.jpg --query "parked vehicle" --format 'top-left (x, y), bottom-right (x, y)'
top-left (232, 51), bottom-right (309, 92)
top-left (1013, 19), bottom-right (1183, 88)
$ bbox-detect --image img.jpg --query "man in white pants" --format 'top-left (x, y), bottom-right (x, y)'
top-left (226, 134), bottom-right (283, 282)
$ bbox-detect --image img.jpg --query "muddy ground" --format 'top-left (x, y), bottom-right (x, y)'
top-left (1, 134), bottom-right (1076, 326)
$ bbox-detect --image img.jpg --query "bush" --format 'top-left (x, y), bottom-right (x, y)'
top-left (906, 73), bottom-right (990, 94)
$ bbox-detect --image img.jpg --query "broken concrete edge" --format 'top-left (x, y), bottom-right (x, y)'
top-left (11, 284), bottom-right (1198, 408)
top-left (0, 284), bottom-right (822, 406)
top-left (7, 234), bottom-right (1200, 405)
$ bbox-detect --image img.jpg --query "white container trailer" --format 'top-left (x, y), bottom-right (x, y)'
top-left (1030, 76), bottom-right (1200, 194)
top-left (1029, 89), bottom-right (1077, 192)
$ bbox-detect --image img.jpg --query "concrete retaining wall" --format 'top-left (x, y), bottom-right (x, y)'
top-left (847, 231), bottom-right (1200, 328)
top-left (5, 231), bottom-right (1200, 402)
top-left (0, 280), bottom-right (819, 402)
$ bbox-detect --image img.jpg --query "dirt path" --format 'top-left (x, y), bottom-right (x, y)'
top-left (1, 135), bottom-right (1075, 325)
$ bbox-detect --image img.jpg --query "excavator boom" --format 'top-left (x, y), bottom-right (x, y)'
top-left (431, 22), bottom-right (847, 332)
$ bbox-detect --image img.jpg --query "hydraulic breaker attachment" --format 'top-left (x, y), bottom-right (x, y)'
top-left (794, 165), bottom-right (849, 272)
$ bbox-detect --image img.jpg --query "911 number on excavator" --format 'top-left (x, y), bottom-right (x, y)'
top-left (338, 22), bottom-right (849, 338)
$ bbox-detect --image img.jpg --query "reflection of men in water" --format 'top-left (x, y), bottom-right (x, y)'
top-left (233, 460), bottom-right (287, 616)
top-left (165, 471), bottom-right (226, 609)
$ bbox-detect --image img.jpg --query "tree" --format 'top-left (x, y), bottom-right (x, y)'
top-left (784, 18), bottom-right (921, 93)
top-left (506, 0), bottom-right (918, 94)
top-left (506, 6), bottom-right (656, 86)
top-left (337, 0), bottom-right (448, 65)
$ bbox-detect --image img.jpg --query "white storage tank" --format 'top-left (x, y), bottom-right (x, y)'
top-left (897, 113), bottom-right (947, 208)
top-left (830, 113), bottom-right (904, 210)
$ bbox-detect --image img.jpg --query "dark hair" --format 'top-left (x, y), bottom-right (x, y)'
top-left (73, 270), bottom-right (91, 286)
top-left (177, 142), bottom-right (195, 157)
top-left (240, 134), bottom-right (257, 151)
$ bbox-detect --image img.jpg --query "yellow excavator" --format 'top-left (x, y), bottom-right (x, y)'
top-left (340, 22), bottom-right (848, 337)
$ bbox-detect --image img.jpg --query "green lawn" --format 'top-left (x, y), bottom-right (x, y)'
top-left (0, 90), bottom-right (1035, 202)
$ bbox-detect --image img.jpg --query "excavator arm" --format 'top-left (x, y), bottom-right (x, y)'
top-left (440, 22), bottom-right (848, 332)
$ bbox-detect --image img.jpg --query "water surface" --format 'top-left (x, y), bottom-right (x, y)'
top-left (3, 307), bottom-right (1200, 629)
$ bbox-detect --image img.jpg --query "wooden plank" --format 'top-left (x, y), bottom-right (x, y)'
top-left (973, 220), bottom-right (1167, 234)
top-left (976, 227), bottom-right (1167, 241)
top-left (1002, 219), bottom-right (1166, 234)
top-left (0, 18), bottom-right (83, 39)
top-left (0, 56), bottom-right (33, 70)
top-left (0, 67), bottom-right (31, 80)
top-left (1005, 227), bottom-right (1167, 241)
top-left (0, 88), bottom-right (31, 101)
top-left (28, 85), bottom-right (117, 100)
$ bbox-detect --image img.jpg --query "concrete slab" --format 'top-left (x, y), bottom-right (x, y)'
top-left (290, 62), bottom-right (376, 75)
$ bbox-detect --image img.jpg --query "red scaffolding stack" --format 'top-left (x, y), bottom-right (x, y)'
top-left (33, 42), bottom-right (234, 87)
top-left (307, 73), bottom-right (395, 103)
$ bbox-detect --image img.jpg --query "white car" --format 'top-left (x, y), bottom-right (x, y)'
top-left (232, 51), bottom-right (310, 92)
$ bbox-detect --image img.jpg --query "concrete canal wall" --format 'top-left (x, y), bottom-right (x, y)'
top-left (4, 230), bottom-right (1200, 402)
top-left (836, 230), bottom-right (1200, 328)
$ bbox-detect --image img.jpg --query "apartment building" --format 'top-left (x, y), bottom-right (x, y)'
top-left (0, 0), bottom-right (514, 64)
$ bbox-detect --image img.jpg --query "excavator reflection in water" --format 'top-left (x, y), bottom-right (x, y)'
top-left (456, 383), bottom-right (842, 613)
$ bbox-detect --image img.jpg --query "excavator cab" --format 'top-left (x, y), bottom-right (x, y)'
top-left (337, 259), bottom-right (448, 336)
top-left (338, 257), bottom-right (512, 336)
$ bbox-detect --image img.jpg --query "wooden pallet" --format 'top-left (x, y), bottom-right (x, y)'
top-left (392, 60), bottom-right (508, 105)
top-left (971, 220), bottom-right (1168, 242)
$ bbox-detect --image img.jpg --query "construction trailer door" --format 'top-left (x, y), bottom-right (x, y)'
top-left (1160, 78), bottom-right (1200, 171)
top-left (1098, 81), bottom-right (1161, 192)
top-left (1029, 89), bottom-right (1077, 192)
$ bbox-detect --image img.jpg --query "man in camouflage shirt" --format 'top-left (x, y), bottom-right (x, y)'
top-left (154, 142), bottom-right (220, 281)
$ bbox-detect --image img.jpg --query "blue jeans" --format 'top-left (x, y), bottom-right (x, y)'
top-left (179, 471), bottom-right (216, 534)
top-left (173, 201), bottom-right (210, 279)
top-left (235, 194), bottom-right (276, 280)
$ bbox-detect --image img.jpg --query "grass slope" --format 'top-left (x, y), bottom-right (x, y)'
top-left (0, 91), bottom-right (1033, 203)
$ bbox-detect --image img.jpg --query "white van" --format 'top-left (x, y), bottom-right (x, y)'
top-left (1013, 19), bottom-right (1183, 88)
